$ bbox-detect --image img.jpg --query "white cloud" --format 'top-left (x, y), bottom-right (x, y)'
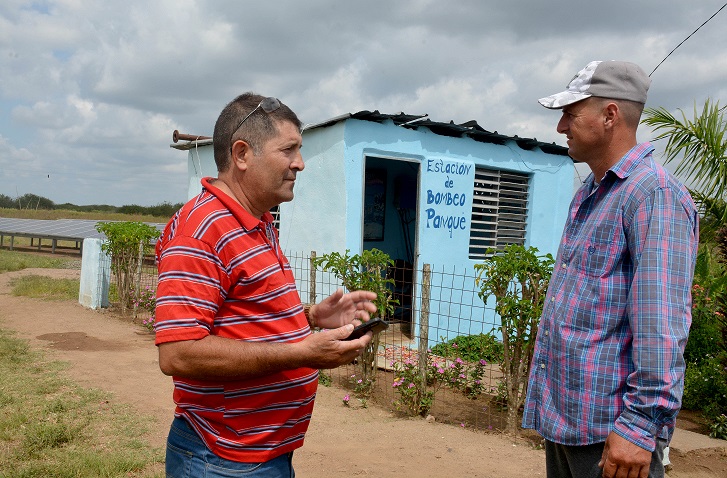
top-left (0, 0), bottom-right (725, 206)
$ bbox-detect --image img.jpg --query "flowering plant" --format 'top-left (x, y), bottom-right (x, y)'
top-left (392, 358), bottom-right (435, 417)
top-left (391, 352), bottom-right (492, 416)
top-left (347, 373), bottom-right (372, 407)
top-left (130, 284), bottom-right (156, 332)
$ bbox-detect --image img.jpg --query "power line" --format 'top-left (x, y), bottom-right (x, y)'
top-left (649, 2), bottom-right (727, 77)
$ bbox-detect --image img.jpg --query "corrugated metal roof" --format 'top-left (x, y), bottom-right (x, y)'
top-left (171, 110), bottom-right (569, 158)
top-left (303, 111), bottom-right (570, 157)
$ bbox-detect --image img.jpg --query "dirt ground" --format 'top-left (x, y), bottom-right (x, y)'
top-left (1, 267), bottom-right (725, 477)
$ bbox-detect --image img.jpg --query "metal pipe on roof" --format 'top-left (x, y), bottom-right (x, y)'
top-left (172, 130), bottom-right (212, 143)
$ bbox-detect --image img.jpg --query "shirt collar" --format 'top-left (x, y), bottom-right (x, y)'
top-left (606, 142), bottom-right (654, 180)
top-left (201, 177), bottom-right (273, 231)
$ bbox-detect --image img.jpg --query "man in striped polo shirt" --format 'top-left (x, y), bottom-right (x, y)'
top-left (155, 92), bottom-right (378, 477)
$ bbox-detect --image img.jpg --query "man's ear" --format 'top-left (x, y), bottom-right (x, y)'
top-left (230, 140), bottom-right (252, 171)
top-left (604, 102), bottom-right (618, 127)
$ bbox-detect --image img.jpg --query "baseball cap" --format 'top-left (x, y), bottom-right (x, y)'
top-left (538, 60), bottom-right (651, 109)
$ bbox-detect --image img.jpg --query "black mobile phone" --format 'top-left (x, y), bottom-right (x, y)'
top-left (343, 318), bottom-right (389, 341)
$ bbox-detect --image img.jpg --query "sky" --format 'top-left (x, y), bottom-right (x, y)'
top-left (1, 0), bottom-right (725, 207)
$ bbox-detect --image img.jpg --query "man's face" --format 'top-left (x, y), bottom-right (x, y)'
top-left (246, 120), bottom-right (304, 209)
top-left (556, 98), bottom-right (606, 163)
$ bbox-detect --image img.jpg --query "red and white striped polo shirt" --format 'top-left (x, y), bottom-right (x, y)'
top-left (155, 177), bottom-right (317, 463)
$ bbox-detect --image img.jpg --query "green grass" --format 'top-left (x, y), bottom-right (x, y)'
top-left (0, 250), bottom-right (76, 273)
top-left (10, 275), bottom-right (80, 301)
top-left (0, 207), bottom-right (170, 223)
top-left (0, 328), bottom-right (164, 477)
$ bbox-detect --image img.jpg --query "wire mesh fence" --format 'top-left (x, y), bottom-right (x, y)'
top-left (286, 251), bottom-right (508, 432)
top-left (105, 249), bottom-right (512, 432)
top-left (100, 249), bottom-right (158, 326)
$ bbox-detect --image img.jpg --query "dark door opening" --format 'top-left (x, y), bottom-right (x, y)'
top-left (363, 156), bottom-right (419, 335)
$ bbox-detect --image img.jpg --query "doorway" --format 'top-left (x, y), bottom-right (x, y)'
top-left (363, 156), bottom-right (419, 335)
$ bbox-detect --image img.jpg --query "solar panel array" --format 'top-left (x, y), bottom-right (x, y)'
top-left (0, 218), bottom-right (166, 242)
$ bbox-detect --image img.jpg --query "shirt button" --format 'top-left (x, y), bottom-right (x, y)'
top-left (561, 263), bottom-right (566, 269)
top-left (540, 363), bottom-right (546, 369)
top-left (551, 297), bottom-right (555, 302)
top-left (544, 330), bottom-right (549, 336)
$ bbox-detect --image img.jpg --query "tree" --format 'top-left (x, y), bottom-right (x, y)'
top-left (314, 249), bottom-right (397, 396)
top-left (96, 221), bottom-right (161, 314)
top-left (642, 99), bottom-right (727, 224)
top-left (17, 193), bottom-right (54, 210)
top-left (474, 245), bottom-right (554, 434)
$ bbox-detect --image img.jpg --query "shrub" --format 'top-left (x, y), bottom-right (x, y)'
top-left (474, 244), bottom-right (554, 434)
top-left (683, 355), bottom-right (727, 422)
top-left (683, 247), bottom-right (727, 430)
top-left (131, 285), bottom-right (157, 332)
top-left (710, 414), bottom-right (727, 440)
top-left (430, 333), bottom-right (503, 364)
top-left (96, 221), bottom-right (160, 314)
top-left (391, 352), bottom-right (492, 416)
top-left (314, 248), bottom-right (398, 392)
top-left (392, 358), bottom-right (434, 417)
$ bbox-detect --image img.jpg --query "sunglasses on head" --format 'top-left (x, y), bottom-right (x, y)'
top-left (231, 97), bottom-right (281, 137)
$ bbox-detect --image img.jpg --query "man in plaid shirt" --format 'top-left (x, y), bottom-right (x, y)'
top-left (522, 61), bottom-right (699, 478)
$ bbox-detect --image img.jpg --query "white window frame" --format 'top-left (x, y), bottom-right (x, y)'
top-left (270, 205), bottom-right (281, 231)
top-left (468, 167), bottom-right (530, 259)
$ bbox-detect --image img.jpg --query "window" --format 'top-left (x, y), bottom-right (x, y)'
top-left (269, 205), bottom-right (281, 231)
top-left (468, 168), bottom-right (530, 259)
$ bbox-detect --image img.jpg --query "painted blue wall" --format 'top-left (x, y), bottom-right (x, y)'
top-left (180, 118), bottom-right (574, 344)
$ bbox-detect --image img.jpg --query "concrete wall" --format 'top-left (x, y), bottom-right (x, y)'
top-left (78, 238), bottom-right (110, 309)
top-left (186, 143), bottom-right (216, 199)
top-left (278, 122), bottom-right (348, 255)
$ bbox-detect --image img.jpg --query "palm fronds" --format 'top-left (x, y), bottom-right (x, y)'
top-left (642, 99), bottom-right (727, 200)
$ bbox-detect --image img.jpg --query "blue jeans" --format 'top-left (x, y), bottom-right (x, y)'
top-left (166, 416), bottom-right (295, 478)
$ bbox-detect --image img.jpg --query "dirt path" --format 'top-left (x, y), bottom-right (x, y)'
top-left (0, 268), bottom-right (724, 477)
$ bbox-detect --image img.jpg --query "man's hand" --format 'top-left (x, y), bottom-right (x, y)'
top-left (299, 323), bottom-right (373, 369)
top-left (599, 431), bottom-right (651, 478)
top-left (311, 289), bottom-right (377, 330)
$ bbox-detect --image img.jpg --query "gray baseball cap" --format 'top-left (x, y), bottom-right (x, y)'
top-left (538, 60), bottom-right (651, 109)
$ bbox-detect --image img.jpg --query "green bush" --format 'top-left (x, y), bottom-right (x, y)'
top-left (682, 248), bottom-right (727, 429)
top-left (430, 333), bottom-right (503, 363)
top-left (710, 414), bottom-right (727, 440)
top-left (683, 355), bottom-right (727, 422)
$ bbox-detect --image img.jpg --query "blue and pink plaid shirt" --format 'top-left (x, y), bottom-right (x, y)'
top-left (522, 143), bottom-right (699, 452)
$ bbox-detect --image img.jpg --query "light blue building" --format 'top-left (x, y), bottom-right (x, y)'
top-left (171, 111), bottom-right (573, 343)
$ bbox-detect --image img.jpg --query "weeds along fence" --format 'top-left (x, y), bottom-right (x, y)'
top-left (104, 250), bottom-right (511, 432)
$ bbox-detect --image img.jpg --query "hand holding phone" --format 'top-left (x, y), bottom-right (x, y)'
top-left (342, 318), bottom-right (388, 341)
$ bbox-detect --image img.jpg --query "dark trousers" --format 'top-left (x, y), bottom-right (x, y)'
top-left (545, 438), bottom-right (666, 478)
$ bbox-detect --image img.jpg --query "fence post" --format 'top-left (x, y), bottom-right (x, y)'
top-left (418, 263), bottom-right (431, 384)
top-left (309, 251), bottom-right (317, 305)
